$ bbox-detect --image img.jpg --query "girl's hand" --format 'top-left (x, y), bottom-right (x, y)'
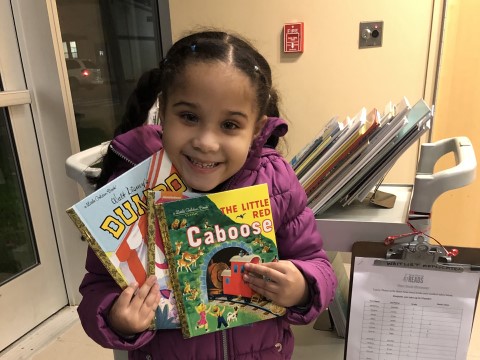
top-left (108, 275), bottom-right (161, 336)
top-left (243, 261), bottom-right (309, 308)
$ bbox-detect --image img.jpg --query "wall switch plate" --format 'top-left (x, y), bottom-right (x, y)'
top-left (359, 21), bottom-right (383, 49)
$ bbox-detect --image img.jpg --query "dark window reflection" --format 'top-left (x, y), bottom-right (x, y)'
top-left (0, 80), bottom-right (39, 285)
top-left (57, 0), bottom-right (163, 150)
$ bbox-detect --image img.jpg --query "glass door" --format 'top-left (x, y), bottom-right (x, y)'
top-left (56, 0), bottom-right (168, 150)
top-left (0, 2), bottom-right (67, 351)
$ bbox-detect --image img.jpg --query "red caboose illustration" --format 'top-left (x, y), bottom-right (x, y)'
top-left (221, 254), bottom-right (260, 299)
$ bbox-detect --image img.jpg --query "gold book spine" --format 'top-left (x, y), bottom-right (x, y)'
top-left (146, 190), bottom-right (156, 278)
top-left (155, 203), bottom-right (191, 338)
top-left (146, 190), bottom-right (157, 330)
top-left (66, 208), bottom-right (128, 289)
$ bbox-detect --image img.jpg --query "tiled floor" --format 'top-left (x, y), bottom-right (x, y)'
top-left (1, 307), bottom-right (344, 360)
top-left (2, 302), bottom-right (480, 360)
top-left (0, 307), bottom-right (113, 360)
top-left (30, 320), bottom-right (113, 360)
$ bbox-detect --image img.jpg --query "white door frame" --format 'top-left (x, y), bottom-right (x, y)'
top-left (0, 0), bottom-right (74, 350)
top-left (5, 0), bottom-right (90, 308)
top-left (20, 0), bottom-right (101, 304)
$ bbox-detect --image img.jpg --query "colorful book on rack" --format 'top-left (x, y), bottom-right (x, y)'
top-left (155, 183), bottom-right (286, 338)
top-left (303, 108), bottom-right (380, 195)
top-left (295, 118), bottom-right (346, 179)
top-left (66, 149), bottom-right (188, 329)
top-left (298, 113), bottom-right (358, 184)
top-left (290, 116), bottom-right (340, 170)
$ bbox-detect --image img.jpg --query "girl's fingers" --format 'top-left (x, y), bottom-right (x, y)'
top-left (244, 263), bottom-right (282, 283)
top-left (116, 282), bottom-right (139, 308)
top-left (138, 291), bottom-right (161, 325)
top-left (256, 260), bottom-right (290, 274)
top-left (143, 283), bottom-right (161, 308)
top-left (247, 280), bottom-right (280, 300)
top-left (131, 275), bottom-right (158, 307)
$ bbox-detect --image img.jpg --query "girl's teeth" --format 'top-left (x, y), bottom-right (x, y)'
top-left (190, 158), bottom-right (217, 168)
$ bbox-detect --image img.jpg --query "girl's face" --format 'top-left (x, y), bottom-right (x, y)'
top-left (161, 61), bottom-right (266, 192)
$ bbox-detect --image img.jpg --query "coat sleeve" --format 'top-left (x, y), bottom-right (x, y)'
top-left (77, 247), bottom-right (156, 350)
top-left (267, 157), bottom-right (338, 325)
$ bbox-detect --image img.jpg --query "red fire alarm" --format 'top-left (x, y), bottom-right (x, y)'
top-left (283, 22), bottom-right (304, 53)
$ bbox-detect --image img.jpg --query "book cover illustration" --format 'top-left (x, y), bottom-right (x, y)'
top-left (155, 183), bottom-right (286, 338)
top-left (303, 108), bottom-right (380, 197)
top-left (66, 149), bottom-right (187, 329)
top-left (146, 190), bottom-right (202, 329)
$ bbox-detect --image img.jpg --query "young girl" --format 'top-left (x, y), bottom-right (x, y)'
top-left (78, 30), bottom-right (337, 360)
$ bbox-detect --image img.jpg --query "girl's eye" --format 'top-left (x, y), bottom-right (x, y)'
top-left (180, 112), bottom-right (198, 123)
top-left (222, 121), bottom-right (240, 130)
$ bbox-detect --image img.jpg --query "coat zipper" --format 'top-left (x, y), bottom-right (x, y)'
top-left (222, 330), bottom-right (228, 360)
top-left (220, 158), bottom-right (251, 360)
top-left (109, 144), bottom-right (137, 167)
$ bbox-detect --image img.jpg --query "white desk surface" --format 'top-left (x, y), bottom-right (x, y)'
top-left (315, 185), bottom-right (414, 252)
top-left (316, 185), bottom-right (412, 223)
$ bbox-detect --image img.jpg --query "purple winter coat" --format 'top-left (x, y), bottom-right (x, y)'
top-left (78, 117), bottom-right (337, 360)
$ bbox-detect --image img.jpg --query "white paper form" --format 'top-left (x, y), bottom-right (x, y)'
top-left (346, 257), bottom-right (480, 360)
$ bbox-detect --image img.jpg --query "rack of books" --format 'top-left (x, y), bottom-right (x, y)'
top-left (290, 97), bottom-right (433, 215)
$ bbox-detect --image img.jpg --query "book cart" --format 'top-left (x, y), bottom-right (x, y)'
top-left (315, 136), bottom-right (479, 359)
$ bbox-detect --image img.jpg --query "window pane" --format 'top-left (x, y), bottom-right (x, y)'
top-left (63, 42), bottom-right (69, 58)
top-left (0, 81), bottom-right (39, 285)
top-left (57, 0), bottom-right (163, 150)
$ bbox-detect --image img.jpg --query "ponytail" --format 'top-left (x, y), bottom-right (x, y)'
top-left (114, 68), bottom-right (162, 136)
top-left (90, 68), bottom-right (162, 188)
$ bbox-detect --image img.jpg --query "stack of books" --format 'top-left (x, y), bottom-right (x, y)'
top-left (291, 97), bottom-right (433, 215)
top-left (66, 151), bottom-right (285, 338)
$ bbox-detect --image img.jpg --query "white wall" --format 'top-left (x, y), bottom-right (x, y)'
top-left (169, 0), bottom-right (441, 184)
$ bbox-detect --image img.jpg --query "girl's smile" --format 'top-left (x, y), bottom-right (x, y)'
top-left (185, 156), bottom-right (219, 169)
top-left (184, 154), bottom-right (222, 174)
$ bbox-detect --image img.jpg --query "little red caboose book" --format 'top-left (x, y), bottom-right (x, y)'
top-left (155, 184), bottom-right (286, 338)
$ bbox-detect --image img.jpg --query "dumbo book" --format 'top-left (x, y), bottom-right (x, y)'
top-left (155, 183), bottom-right (286, 338)
top-left (66, 149), bottom-right (186, 329)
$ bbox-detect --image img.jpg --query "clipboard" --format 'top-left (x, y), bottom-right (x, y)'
top-left (344, 240), bottom-right (480, 360)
